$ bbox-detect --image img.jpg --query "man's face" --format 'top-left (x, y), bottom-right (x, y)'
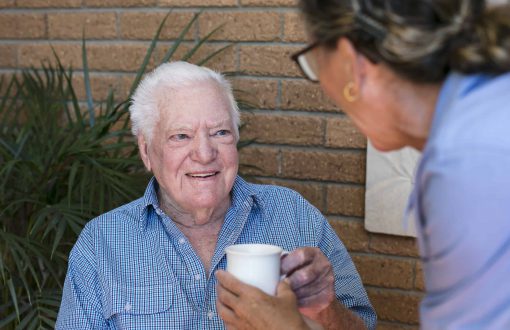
top-left (139, 81), bottom-right (239, 215)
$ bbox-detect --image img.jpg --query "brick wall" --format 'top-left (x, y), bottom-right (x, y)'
top-left (0, 1), bottom-right (423, 328)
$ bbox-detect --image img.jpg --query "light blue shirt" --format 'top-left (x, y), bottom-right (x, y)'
top-left (56, 176), bottom-right (376, 329)
top-left (407, 72), bottom-right (510, 329)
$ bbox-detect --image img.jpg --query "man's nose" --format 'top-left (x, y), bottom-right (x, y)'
top-left (191, 133), bottom-right (217, 163)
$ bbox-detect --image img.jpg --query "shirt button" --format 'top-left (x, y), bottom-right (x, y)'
top-left (124, 302), bottom-right (132, 312)
top-left (195, 274), bottom-right (201, 280)
top-left (178, 238), bottom-right (185, 244)
top-left (207, 311), bottom-right (214, 320)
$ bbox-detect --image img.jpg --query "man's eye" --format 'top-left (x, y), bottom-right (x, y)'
top-left (215, 130), bottom-right (230, 137)
top-left (171, 134), bottom-right (189, 141)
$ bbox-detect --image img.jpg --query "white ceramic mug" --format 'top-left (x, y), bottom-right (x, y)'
top-left (225, 243), bottom-right (285, 295)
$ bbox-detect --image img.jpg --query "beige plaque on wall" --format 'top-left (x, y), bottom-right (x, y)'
top-left (365, 142), bottom-right (421, 237)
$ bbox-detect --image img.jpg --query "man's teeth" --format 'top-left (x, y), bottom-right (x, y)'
top-left (189, 173), bottom-right (216, 178)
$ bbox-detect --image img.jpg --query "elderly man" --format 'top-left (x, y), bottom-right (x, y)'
top-left (56, 61), bottom-right (376, 329)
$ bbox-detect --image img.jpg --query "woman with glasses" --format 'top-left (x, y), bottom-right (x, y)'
top-left (217, 0), bottom-right (510, 328)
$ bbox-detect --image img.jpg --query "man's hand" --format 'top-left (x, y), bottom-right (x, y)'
top-left (216, 270), bottom-right (310, 330)
top-left (281, 247), bottom-right (335, 319)
top-left (281, 248), bottom-right (366, 330)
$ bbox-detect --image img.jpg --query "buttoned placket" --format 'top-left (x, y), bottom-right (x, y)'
top-left (155, 206), bottom-right (211, 313)
top-left (151, 187), bottom-right (257, 327)
top-left (202, 196), bottom-right (257, 327)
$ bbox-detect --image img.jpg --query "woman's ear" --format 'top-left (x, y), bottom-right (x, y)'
top-left (137, 134), bottom-right (151, 172)
top-left (336, 37), bottom-right (369, 93)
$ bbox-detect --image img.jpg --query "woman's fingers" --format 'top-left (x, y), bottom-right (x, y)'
top-left (216, 270), bottom-right (243, 297)
top-left (216, 298), bottom-right (238, 327)
top-left (216, 270), bottom-right (310, 330)
top-left (217, 282), bottom-right (239, 312)
top-left (216, 270), bottom-right (246, 329)
top-left (275, 279), bottom-right (294, 299)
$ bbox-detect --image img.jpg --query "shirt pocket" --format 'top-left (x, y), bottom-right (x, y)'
top-left (103, 283), bottom-right (178, 330)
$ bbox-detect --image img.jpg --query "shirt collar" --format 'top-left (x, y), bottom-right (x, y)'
top-left (141, 176), bottom-right (160, 210)
top-left (428, 72), bottom-right (492, 146)
top-left (137, 177), bottom-right (160, 230)
top-left (229, 175), bottom-right (259, 209)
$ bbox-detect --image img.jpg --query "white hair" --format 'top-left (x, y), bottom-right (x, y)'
top-left (129, 61), bottom-right (240, 143)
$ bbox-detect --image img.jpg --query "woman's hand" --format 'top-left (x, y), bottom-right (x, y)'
top-left (216, 270), bottom-right (311, 330)
top-left (281, 247), bottom-right (336, 319)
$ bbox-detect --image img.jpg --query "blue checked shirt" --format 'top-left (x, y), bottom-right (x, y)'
top-left (56, 176), bottom-right (376, 329)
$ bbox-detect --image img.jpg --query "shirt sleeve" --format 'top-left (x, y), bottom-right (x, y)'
top-left (56, 224), bottom-right (109, 330)
top-left (300, 196), bottom-right (377, 330)
top-left (419, 148), bottom-right (510, 326)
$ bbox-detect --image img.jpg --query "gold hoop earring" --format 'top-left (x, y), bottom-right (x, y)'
top-left (343, 81), bottom-right (358, 103)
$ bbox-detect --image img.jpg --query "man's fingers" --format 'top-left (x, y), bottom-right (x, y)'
top-left (286, 261), bottom-right (330, 291)
top-left (281, 248), bottom-right (314, 275)
top-left (292, 267), bottom-right (333, 297)
top-left (296, 289), bottom-right (334, 308)
top-left (277, 247), bottom-right (336, 315)
top-left (281, 248), bottom-right (331, 285)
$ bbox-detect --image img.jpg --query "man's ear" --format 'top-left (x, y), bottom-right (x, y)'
top-left (137, 134), bottom-right (151, 172)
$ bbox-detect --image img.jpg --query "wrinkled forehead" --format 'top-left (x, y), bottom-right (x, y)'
top-left (155, 80), bottom-right (234, 125)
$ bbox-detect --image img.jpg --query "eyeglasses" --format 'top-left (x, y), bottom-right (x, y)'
top-left (291, 38), bottom-right (381, 83)
top-left (290, 41), bottom-right (321, 83)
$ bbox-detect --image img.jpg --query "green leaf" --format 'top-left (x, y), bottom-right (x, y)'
top-left (40, 315), bottom-right (56, 328)
top-left (0, 74), bottom-right (19, 125)
top-left (15, 308), bottom-right (37, 330)
top-left (196, 43), bottom-right (233, 66)
top-left (67, 162), bottom-right (80, 206)
top-left (82, 36), bottom-right (95, 127)
top-left (52, 46), bottom-right (84, 128)
top-left (9, 237), bottom-right (41, 296)
top-left (0, 251), bottom-right (5, 282)
top-left (51, 220), bottom-right (67, 259)
top-left (127, 10), bottom-right (173, 99)
top-left (0, 309), bottom-right (19, 329)
top-left (181, 23), bottom-right (226, 62)
top-left (27, 316), bottom-right (40, 330)
top-left (7, 278), bottom-right (20, 322)
top-left (160, 11), bottom-right (201, 64)
top-left (0, 302), bottom-right (32, 329)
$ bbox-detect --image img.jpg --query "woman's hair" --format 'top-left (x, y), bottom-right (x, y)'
top-left (299, 0), bottom-right (510, 82)
top-left (130, 61), bottom-right (240, 143)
